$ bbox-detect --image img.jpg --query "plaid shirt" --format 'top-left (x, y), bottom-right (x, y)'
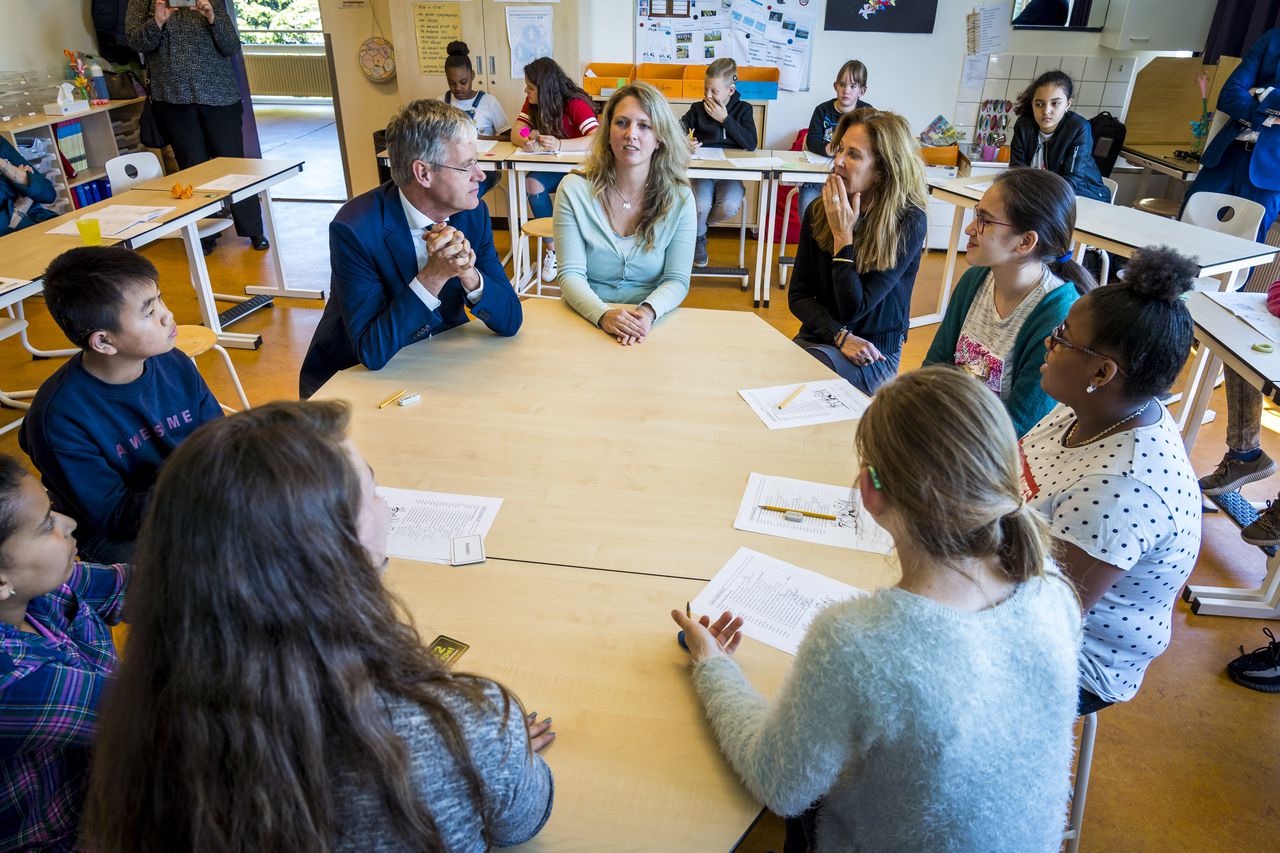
top-left (0, 561), bottom-right (127, 851)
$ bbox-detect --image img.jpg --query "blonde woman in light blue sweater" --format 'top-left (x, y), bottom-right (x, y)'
top-left (553, 82), bottom-right (695, 345)
top-left (673, 366), bottom-right (1082, 853)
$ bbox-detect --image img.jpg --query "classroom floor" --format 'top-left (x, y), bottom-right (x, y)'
top-left (1, 206), bottom-right (1276, 850)
top-left (251, 102), bottom-right (346, 202)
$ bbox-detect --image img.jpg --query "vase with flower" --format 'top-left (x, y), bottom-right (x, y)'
top-left (1189, 70), bottom-right (1212, 155)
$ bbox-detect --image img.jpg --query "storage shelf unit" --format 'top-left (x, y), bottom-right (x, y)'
top-left (0, 97), bottom-right (145, 213)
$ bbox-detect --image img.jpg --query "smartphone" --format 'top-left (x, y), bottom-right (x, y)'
top-left (168, 0), bottom-right (198, 7)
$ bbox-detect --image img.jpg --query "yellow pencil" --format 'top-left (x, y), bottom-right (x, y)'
top-left (378, 389), bottom-right (407, 409)
top-left (777, 383), bottom-right (807, 409)
top-left (686, 600), bottom-right (692, 619)
top-left (757, 504), bottom-right (838, 521)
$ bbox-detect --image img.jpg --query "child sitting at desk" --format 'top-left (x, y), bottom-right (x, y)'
top-left (681, 58), bottom-right (758, 268)
top-left (0, 454), bottom-right (129, 851)
top-left (923, 168), bottom-right (1094, 436)
top-left (19, 247), bottom-right (222, 564)
top-left (1009, 70), bottom-right (1110, 203)
top-left (797, 60), bottom-right (874, 218)
top-left (0, 137), bottom-right (58, 237)
top-left (444, 40), bottom-right (507, 199)
top-left (82, 401), bottom-right (554, 852)
top-left (672, 367), bottom-right (1081, 852)
top-left (511, 57), bottom-right (600, 283)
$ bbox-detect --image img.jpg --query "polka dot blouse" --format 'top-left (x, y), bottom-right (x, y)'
top-left (1021, 403), bottom-right (1202, 703)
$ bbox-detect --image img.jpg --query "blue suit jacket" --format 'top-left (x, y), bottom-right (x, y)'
top-left (1203, 28), bottom-right (1280, 190)
top-left (300, 182), bottom-right (521, 397)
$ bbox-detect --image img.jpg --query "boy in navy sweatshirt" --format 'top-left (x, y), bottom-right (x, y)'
top-left (19, 247), bottom-right (222, 564)
top-left (681, 58), bottom-right (758, 268)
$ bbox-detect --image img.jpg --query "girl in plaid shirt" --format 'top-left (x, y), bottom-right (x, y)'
top-left (0, 455), bottom-right (128, 851)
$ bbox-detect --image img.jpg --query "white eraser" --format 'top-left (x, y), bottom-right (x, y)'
top-left (784, 510), bottom-right (804, 523)
top-left (397, 392), bottom-right (421, 407)
top-left (450, 534), bottom-right (485, 565)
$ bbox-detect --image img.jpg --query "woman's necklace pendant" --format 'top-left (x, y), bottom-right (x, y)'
top-left (622, 201), bottom-right (632, 211)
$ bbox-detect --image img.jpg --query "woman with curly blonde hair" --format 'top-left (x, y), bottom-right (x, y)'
top-left (553, 82), bottom-right (696, 344)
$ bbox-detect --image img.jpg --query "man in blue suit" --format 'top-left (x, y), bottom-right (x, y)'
top-left (1188, 28), bottom-right (1280, 243)
top-left (300, 99), bottom-right (521, 398)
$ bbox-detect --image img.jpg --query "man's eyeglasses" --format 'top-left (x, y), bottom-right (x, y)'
top-left (433, 159), bottom-right (481, 174)
top-left (973, 209), bottom-right (1016, 235)
top-left (1047, 322), bottom-right (1128, 374)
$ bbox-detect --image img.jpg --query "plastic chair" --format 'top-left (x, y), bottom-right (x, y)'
top-left (1063, 712), bottom-right (1098, 853)
top-left (0, 313), bottom-right (36, 435)
top-left (1184, 192), bottom-right (1267, 292)
top-left (1102, 177), bottom-right (1118, 202)
top-left (105, 153), bottom-right (246, 306)
top-left (1074, 180), bottom-right (1121, 284)
top-left (174, 325), bottom-right (250, 412)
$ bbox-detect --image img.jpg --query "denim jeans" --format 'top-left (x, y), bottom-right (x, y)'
top-left (526, 170), bottom-right (568, 220)
top-left (797, 337), bottom-right (902, 396)
top-left (1226, 368), bottom-right (1263, 454)
top-left (690, 178), bottom-right (745, 237)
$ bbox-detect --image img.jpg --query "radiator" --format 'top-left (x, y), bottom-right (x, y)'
top-left (1245, 219), bottom-right (1280, 293)
top-left (244, 52), bottom-right (332, 98)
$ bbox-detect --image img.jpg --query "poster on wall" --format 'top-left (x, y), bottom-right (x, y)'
top-left (507, 6), bottom-right (554, 78)
top-left (636, 0), bottom-right (814, 91)
top-left (414, 3), bottom-right (462, 75)
top-left (824, 0), bottom-right (940, 34)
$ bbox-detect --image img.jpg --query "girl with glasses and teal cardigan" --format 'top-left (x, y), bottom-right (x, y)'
top-left (923, 168), bottom-right (1095, 436)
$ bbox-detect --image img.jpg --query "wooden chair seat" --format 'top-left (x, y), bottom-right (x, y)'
top-left (175, 324), bottom-right (218, 359)
top-left (1136, 197), bottom-right (1182, 219)
top-left (521, 216), bottom-right (555, 240)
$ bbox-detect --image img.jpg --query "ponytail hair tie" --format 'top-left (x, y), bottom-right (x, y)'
top-left (1056, 251), bottom-right (1074, 264)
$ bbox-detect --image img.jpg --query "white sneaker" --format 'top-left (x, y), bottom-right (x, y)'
top-left (540, 248), bottom-right (558, 282)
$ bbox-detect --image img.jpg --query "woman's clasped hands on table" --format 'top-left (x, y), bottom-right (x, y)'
top-left (670, 609), bottom-right (746, 664)
top-left (598, 303), bottom-right (655, 346)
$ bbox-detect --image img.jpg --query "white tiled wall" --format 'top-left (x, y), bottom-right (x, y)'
top-left (954, 53), bottom-right (1136, 145)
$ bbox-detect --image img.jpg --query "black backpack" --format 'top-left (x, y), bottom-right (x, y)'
top-left (1089, 111), bottom-right (1127, 178)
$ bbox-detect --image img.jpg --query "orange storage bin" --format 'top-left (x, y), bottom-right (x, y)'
top-left (920, 144), bottom-right (959, 167)
top-left (682, 65), bottom-right (709, 98)
top-left (582, 63), bottom-right (635, 96)
top-left (636, 63), bottom-right (686, 97)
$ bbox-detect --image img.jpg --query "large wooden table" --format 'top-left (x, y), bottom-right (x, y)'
top-left (314, 298), bottom-right (900, 849)
top-left (316, 299), bottom-right (897, 589)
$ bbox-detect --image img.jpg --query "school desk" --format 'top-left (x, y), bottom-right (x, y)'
top-left (128, 156), bottom-right (323, 314)
top-left (313, 297), bottom-right (898, 591)
top-left (1120, 143), bottom-right (1201, 191)
top-left (1177, 291), bottom-right (1280, 620)
top-left (390, 556), bottom-right (795, 851)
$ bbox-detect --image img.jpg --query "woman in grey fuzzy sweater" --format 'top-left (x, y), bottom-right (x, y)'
top-left (673, 367), bottom-right (1082, 852)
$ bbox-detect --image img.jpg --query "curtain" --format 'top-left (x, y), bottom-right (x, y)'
top-left (1204, 0), bottom-right (1280, 64)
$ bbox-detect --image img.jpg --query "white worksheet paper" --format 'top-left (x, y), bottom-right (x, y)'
top-left (728, 156), bottom-right (785, 169)
top-left (692, 548), bottom-right (867, 655)
top-left (1205, 291), bottom-right (1280, 342)
top-left (0, 277), bottom-right (29, 295)
top-left (376, 486), bottom-right (502, 565)
top-left (47, 205), bottom-right (174, 237)
top-left (801, 150), bottom-right (832, 166)
top-left (691, 148), bottom-right (727, 162)
top-left (734, 473), bottom-right (894, 554)
top-left (195, 174), bottom-right (260, 192)
top-left (739, 379), bottom-right (870, 429)
top-left (475, 139), bottom-right (497, 155)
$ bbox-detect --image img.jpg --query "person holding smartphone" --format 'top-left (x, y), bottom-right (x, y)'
top-left (125, 0), bottom-right (269, 254)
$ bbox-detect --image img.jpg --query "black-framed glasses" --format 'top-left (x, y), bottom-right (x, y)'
top-left (433, 159), bottom-right (481, 174)
top-left (1047, 322), bottom-right (1128, 375)
top-left (973, 209), bottom-right (1016, 235)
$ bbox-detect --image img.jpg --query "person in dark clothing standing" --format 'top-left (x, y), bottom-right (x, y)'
top-left (788, 109), bottom-right (927, 396)
top-left (1009, 70), bottom-right (1110, 203)
top-left (125, 0), bottom-right (267, 253)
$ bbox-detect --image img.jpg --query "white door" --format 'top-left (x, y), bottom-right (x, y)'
top-left (387, 0), bottom-right (491, 105)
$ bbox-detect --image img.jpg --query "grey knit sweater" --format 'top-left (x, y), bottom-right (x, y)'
top-left (125, 0), bottom-right (243, 106)
top-left (334, 682), bottom-right (553, 851)
top-left (693, 572), bottom-right (1081, 852)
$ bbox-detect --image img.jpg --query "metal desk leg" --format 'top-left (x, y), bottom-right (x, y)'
top-left (912, 203), bottom-right (964, 329)
top-left (14, 302), bottom-right (76, 358)
top-left (1185, 551), bottom-right (1280, 618)
top-left (182, 222), bottom-right (263, 350)
top-left (754, 173), bottom-right (772, 308)
top-left (244, 190), bottom-right (326, 301)
top-left (1178, 347), bottom-right (1220, 451)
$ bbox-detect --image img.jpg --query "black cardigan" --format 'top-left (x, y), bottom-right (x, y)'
top-left (788, 205), bottom-right (928, 353)
top-left (680, 92), bottom-right (757, 150)
top-left (1009, 111), bottom-right (1110, 202)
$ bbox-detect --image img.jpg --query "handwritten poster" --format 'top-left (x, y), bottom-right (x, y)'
top-left (636, 0), bottom-right (813, 91)
top-left (414, 2), bottom-right (462, 75)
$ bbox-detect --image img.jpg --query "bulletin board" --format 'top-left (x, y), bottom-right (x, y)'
top-left (636, 0), bottom-right (815, 91)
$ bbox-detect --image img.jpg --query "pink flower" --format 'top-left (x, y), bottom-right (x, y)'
top-left (1195, 70), bottom-right (1209, 100)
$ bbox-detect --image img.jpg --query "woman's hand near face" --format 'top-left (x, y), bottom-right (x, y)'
top-left (822, 174), bottom-right (860, 253)
top-left (194, 0), bottom-right (215, 24)
top-left (153, 0), bottom-right (172, 26)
